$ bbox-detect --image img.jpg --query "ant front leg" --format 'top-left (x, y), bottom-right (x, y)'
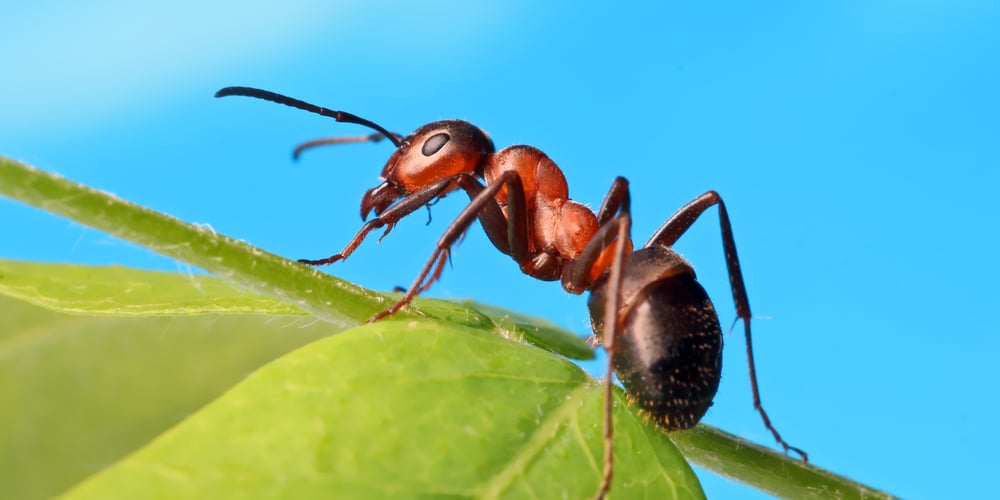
top-left (299, 177), bottom-right (456, 266)
top-left (647, 190), bottom-right (808, 461)
top-left (367, 170), bottom-right (528, 322)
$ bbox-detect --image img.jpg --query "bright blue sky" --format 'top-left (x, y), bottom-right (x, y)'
top-left (3, 2), bottom-right (998, 498)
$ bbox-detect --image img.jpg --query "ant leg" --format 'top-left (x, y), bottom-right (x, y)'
top-left (299, 177), bottom-right (456, 266)
top-left (367, 247), bottom-right (451, 323)
top-left (591, 213), bottom-right (632, 500)
top-left (368, 171), bottom-right (528, 322)
top-left (562, 179), bottom-right (632, 294)
top-left (646, 191), bottom-right (808, 461)
top-left (561, 180), bottom-right (634, 500)
top-left (453, 175), bottom-right (524, 259)
top-left (595, 176), bottom-right (630, 226)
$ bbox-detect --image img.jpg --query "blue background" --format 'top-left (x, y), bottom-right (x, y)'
top-left (3, 2), bottom-right (998, 498)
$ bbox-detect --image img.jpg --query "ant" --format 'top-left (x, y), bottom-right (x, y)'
top-left (215, 86), bottom-right (807, 499)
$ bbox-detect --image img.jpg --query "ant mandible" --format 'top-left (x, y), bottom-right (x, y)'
top-left (215, 86), bottom-right (807, 499)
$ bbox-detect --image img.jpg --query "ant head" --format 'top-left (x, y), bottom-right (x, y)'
top-left (362, 120), bottom-right (495, 219)
top-left (214, 86), bottom-right (495, 220)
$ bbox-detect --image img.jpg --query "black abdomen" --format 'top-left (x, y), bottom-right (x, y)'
top-left (591, 270), bottom-right (723, 430)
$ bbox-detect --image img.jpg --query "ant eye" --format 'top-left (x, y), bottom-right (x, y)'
top-left (421, 132), bottom-right (450, 156)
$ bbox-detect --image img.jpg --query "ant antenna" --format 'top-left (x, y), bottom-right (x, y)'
top-left (215, 86), bottom-right (403, 148)
top-left (292, 132), bottom-right (405, 160)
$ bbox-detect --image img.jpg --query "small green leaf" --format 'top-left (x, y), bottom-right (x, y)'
top-left (64, 320), bottom-right (704, 499)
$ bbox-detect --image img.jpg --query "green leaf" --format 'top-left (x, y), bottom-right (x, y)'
top-left (0, 268), bottom-right (693, 499)
top-left (62, 320), bottom-right (703, 499)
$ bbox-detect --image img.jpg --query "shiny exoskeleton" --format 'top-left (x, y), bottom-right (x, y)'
top-left (216, 86), bottom-right (806, 499)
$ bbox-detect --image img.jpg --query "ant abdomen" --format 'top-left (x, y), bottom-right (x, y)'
top-left (589, 246), bottom-right (723, 430)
